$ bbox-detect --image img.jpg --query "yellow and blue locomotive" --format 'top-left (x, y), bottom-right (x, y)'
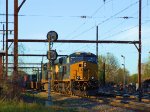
top-left (52, 52), bottom-right (99, 96)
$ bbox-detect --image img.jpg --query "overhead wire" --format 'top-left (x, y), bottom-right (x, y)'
top-left (101, 0), bottom-right (150, 39)
top-left (72, 0), bottom-right (150, 54)
top-left (66, 0), bottom-right (114, 40)
top-left (55, 0), bottom-right (115, 53)
top-left (0, 13), bottom-right (116, 18)
top-left (100, 19), bottom-right (150, 54)
top-left (102, 3), bottom-right (150, 40)
top-left (69, 0), bottom-right (139, 53)
top-left (61, 0), bottom-right (115, 41)
top-left (99, 13), bottom-right (150, 54)
top-left (67, 0), bottom-right (139, 40)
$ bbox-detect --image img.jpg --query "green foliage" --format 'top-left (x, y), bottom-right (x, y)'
top-left (129, 74), bottom-right (138, 84)
top-left (0, 80), bottom-right (14, 99)
top-left (114, 68), bottom-right (124, 84)
top-left (0, 100), bottom-right (46, 112)
top-left (98, 53), bottom-right (130, 84)
top-left (143, 58), bottom-right (150, 80)
top-left (0, 99), bottom-right (78, 112)
top-left (104, 53), bottom-right (120, 83)
top-left (0, 91), bottom-right (79, 112)
top-left (98, 53), bottom-right (120, 83)
top-left (98, 55), bottom-right (105, 83)
top-left (127, 56), bottom-right (150, 84)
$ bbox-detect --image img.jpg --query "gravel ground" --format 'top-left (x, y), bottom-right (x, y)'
top-left (36, 92), bottom-right (137, 112)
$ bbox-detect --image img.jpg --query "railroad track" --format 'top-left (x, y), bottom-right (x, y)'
top-left (87, 94), bottom-right (150, 111)
top-left (53, 91), bottom-right (150, 111)
top-left (26, 89), bottom-right (150, 111)
top-left (59, 90), bottom-right (150, 111)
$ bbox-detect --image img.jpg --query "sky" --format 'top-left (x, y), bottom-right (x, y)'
top-left (0, 0), bottom-right (150, 74)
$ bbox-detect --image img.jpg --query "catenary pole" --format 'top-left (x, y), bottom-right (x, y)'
top-left (6, 0), bottom-right (8, 78)
top-left (138, 0), bottom-right (142, 102)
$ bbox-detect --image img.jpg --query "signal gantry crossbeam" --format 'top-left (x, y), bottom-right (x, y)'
top-left (7, 39), bottom-right (139, 44)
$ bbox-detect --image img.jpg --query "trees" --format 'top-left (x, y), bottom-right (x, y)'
top-left (98, 55), bottom-right (106, 85)
top-left (129, 74), bottom-right (138, 84)
top-left (105, 53), bottom-right (120, 83)
top-left (127, 56), bottom-right (150, 84)
top-left (98, 53), bottom-right (129, 84)
top-left (143, 56), bottom-right (150, 80)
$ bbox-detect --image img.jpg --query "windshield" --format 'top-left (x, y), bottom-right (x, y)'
top-left (70, 55), bottom-right (97, 64)
top-left (83, 56), bottom-right (97, 63)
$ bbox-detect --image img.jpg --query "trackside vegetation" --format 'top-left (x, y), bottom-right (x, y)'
top-left (0, 99), bottom-right (78, 112)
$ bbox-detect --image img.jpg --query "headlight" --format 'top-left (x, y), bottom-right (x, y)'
top-left (76, 76), bottom-right (80, 80)
top-left (91, 76), bottom-right (94, 80)
top-left (83, 62), bottom-right (86, 67)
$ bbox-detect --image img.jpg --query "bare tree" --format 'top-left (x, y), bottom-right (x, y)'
top-left (9, 43), bottom-right (27, 75)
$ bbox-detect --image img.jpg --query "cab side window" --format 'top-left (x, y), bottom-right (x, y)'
top-left (79, 64), bottom-right (82, 67)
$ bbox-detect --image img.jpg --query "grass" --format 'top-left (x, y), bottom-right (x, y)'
top-left (0, 81), bottom-right (79, 112)
top-left (0, 95), bottom-right (79, 112)
top-left (0, 99), bottom-right (43, 112)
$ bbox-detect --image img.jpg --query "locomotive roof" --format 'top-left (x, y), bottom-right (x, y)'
top-left (69, 52), bottom-right (96, 57)
top-left (54, 52), bottom-right (97, 65)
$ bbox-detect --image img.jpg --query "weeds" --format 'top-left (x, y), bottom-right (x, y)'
top-left (0, 80), bottom-right (79, 112)
top-left (0, 99), bottom-right (79, 112)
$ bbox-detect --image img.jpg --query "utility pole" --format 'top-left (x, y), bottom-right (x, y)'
top-left (6, 0), bottom-right (8, 79)
top-left (96, 26), bottom-right (99, 86)
top-left (3, 24), bottom-right (5, 78)
top-left (14, 0), bottom-right (26, 78)
top-left (138, 0), bottom-right (142, 102)
top-left (14, 0), bottom-right (18, 78)
top-left (41, 56), bottom-right (44, 82)
top-left (96, 26), bottom-right (98, 58)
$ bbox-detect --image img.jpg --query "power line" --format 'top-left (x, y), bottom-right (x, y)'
top-left (64, 0), bottom-right (115, 40)
top-left (103, 20), bottom-right (150, 40)
top-left (92, 0), bottom-right (114, 17)
top-left (67, 1), bottom-right (139, 40)
top-left (97, 1), bottom-right (138, 26)
top-left (56, 0), bottom-right (139, 54)
top-left (0, 21), bottom-right (14, 24)
top-left (101, 3), bottom-right (150, 38)
top-left (55, 0), bottom-right (115, 49)
top-left (54, 0), bottom-right (138, 53)
top-left (0, 13), bottom-right (113, 19)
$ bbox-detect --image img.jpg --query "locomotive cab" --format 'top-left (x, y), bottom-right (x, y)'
top-left (70, 52), bottom-right (98, 81)
top-left (69, 52), bottom-right (99, 93)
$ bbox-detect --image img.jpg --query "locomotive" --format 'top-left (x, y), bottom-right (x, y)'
top-left (48, 52), bottom-right (99, 96)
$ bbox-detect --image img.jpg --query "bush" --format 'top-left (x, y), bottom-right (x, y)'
top-left (0, 80), bottom-right (22, 100)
